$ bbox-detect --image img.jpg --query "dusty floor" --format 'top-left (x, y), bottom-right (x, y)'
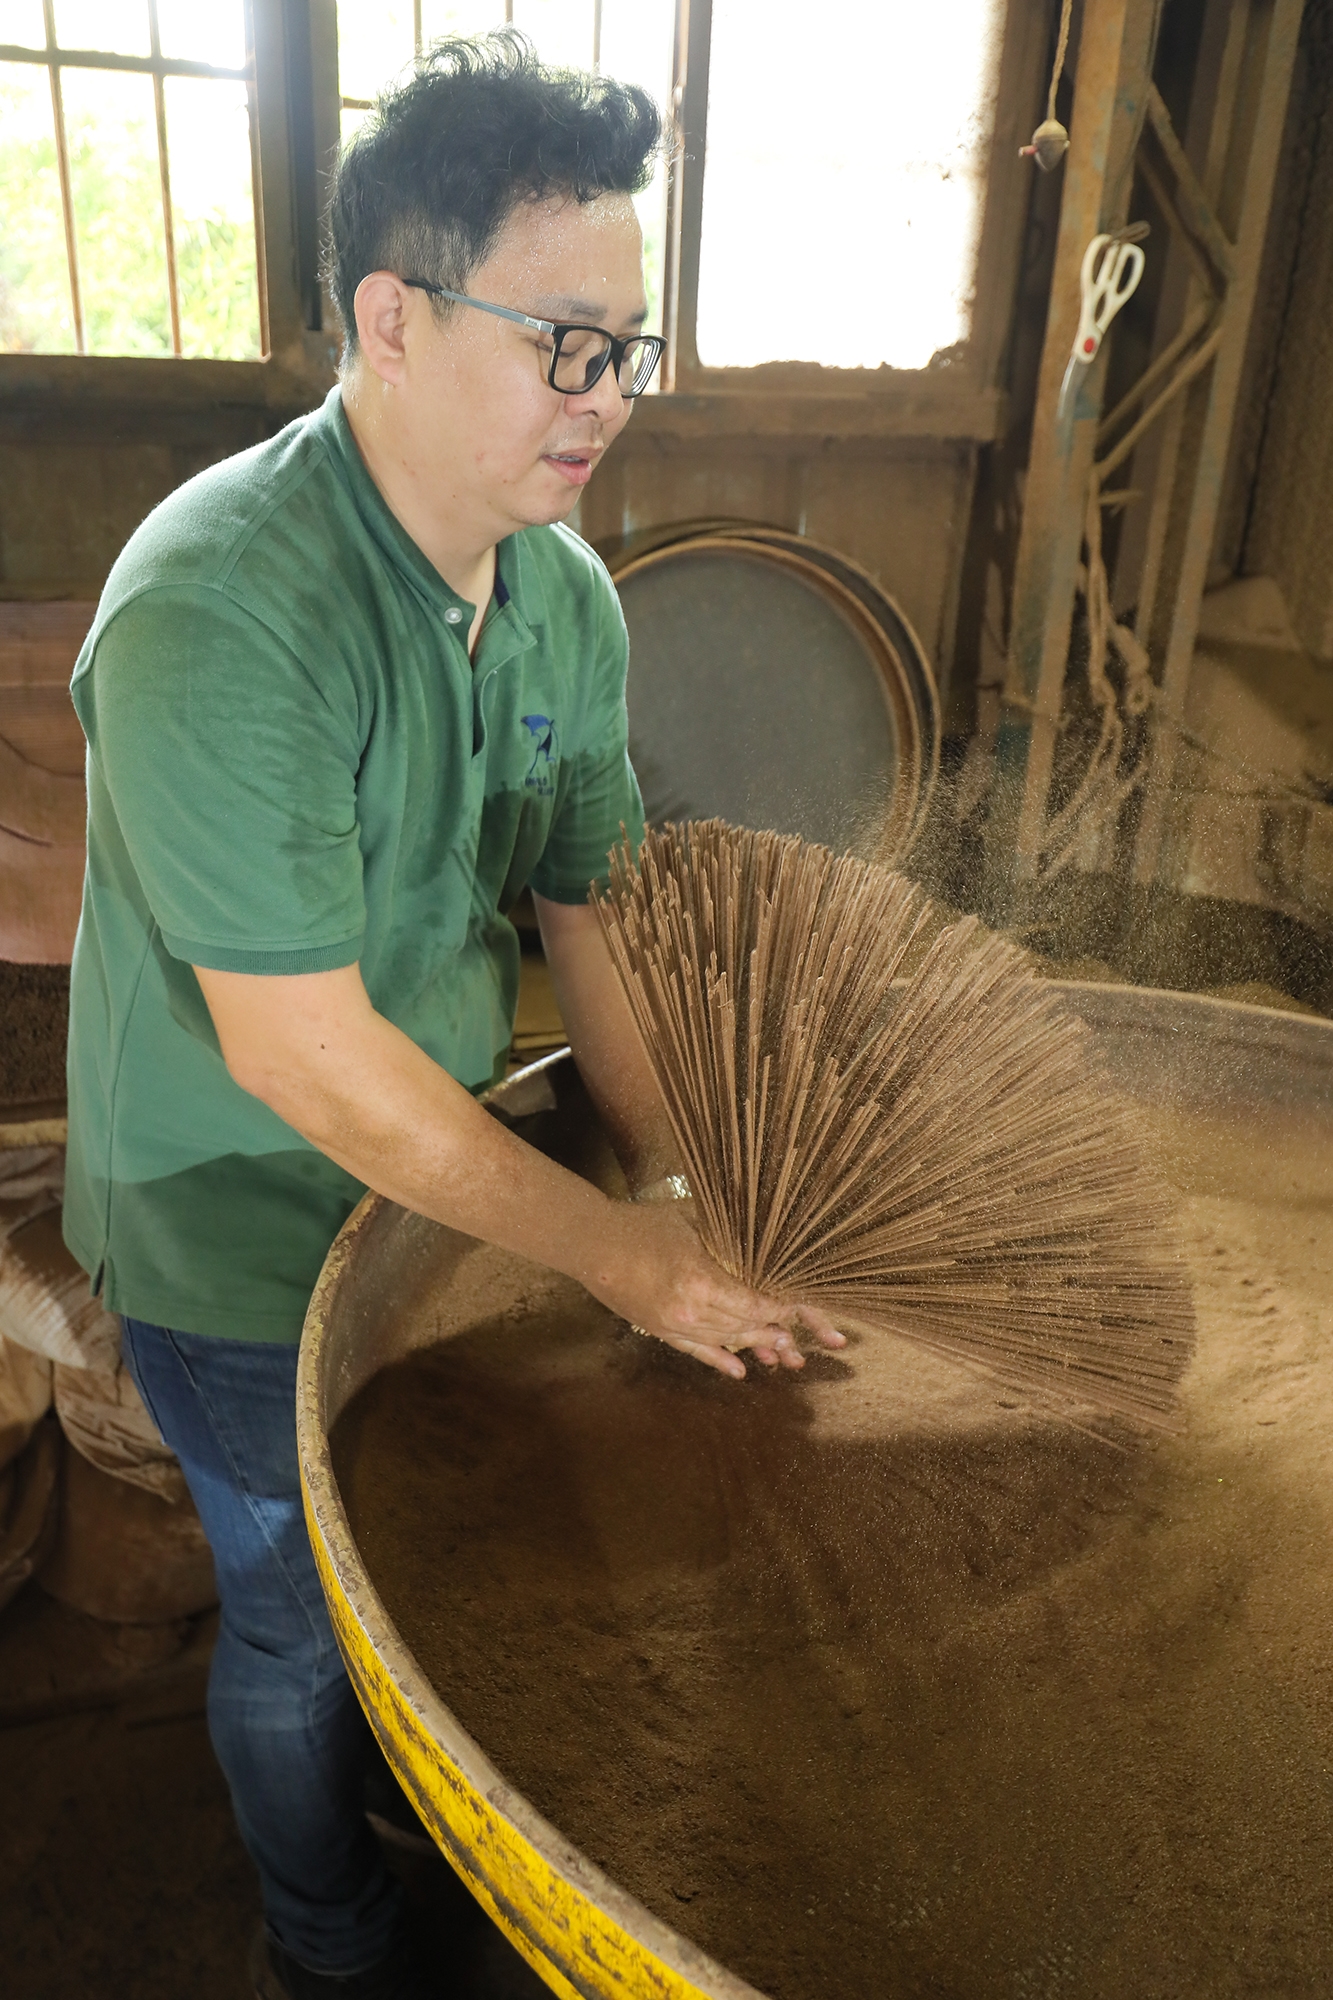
top-left (336, 1088), bottom-right (1333, 2000)
top-left (1, 1660), bottom-right (255, 1998)
top-left (0, 1591), bottom-right (549, 1998)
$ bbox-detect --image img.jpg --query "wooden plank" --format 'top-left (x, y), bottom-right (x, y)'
top-left (661, 0), bottom-right (712, 387)
top-left (0, 704), bottom-right (86, 780)
top-left (628, 383), bottom-right (1005, 442)
top-left (799, 449), bottom-right (971, 669)
top-left (0, 605), bottom-right (93, 783)
top-left (0, 350), bottom-right (329, 422)
top-left (0, 736), bottom-right (84, 844)
top-left (0, 368), bottom-right (999, 453)
top-left (994, 0), bottom-right (1163, 892)
top-left (1145, 85), bottom-right (1236, 285)
top-left (1132, 0), bottom-right (1305, 886)
top-left (0, 823), bottom-right (84, 962)
top-left (966, 0), bottom-right (1056, 396)
top-left (0, 602), bottom-right (96, 685)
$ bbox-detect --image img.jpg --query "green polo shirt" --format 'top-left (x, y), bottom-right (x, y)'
top-left (63, 386), bottom-right (643, 1343)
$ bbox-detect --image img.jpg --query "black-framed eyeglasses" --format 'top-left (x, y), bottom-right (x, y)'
top-left (402, 278), bottom-right (665, 397)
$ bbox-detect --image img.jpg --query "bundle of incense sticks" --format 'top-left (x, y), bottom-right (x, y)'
top-left (594, 820), bottom-right (1194, 1431)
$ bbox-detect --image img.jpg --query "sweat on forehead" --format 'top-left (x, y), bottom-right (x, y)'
top-left (479, 193), bottom-right (648, 323)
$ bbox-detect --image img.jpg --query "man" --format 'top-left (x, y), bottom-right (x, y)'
top-left (63, 33), bottom-right (842, 2000)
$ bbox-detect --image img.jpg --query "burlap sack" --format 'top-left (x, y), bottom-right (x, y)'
top-left (0, 1339), bottom-right (59, 1611)
top-left (53, 1358), bottom-right (187, 1503)
top-left (0, 1151), bottom-right (191, 1503)
top-left (0, 1312), bottom-right (60, 1613)
top-left (0, 1326), bottom-right (52, 1469)
top-left (0, 1143), bottom-right (64, 1244)
top-left (0, 1205), bottom-right (122, 1371)
top-left (40, 1445), bottom-right (217, 1625)
top-left (0, 1426), bottom-right (61, 1613)
top-left (0, 1141), bottom-right (211, 1622)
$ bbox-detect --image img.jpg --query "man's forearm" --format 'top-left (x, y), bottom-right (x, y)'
top-left (195, 958), bottom-right (842, 1373)
top-left (197, 962), bottom-right (631, 1295)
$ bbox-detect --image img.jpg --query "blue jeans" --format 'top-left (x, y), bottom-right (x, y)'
top-left (121, 1318), bottom-right (407, 1976)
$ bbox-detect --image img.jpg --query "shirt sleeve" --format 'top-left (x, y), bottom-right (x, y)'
top-left (78, 583), bottom-right (367, 973)
top-left (528, 564), bottom-right (646, 905)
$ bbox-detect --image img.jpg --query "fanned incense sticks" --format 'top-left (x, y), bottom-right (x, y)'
top-left (594, 820), bottom-right (1195, 1431)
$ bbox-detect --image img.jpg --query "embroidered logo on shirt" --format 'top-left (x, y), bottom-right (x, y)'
top-left (521, 714), bottom-right (558, 795)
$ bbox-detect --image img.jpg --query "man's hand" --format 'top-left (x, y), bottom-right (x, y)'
top-left (587, 1201), bottom-right (845, 1380)
top-left (532, 895), bottom-right (846, 1373)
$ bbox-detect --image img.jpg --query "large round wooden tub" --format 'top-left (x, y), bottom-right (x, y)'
top-left (296, 989), bottom-right (1333, 2000)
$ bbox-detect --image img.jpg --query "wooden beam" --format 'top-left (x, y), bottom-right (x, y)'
top-left (629, 385), bottom-right (1005, 443)
top-left (662, 0), bottom-right (713, 389)
top-left (1145, 84), bottom-right (1235, 286)
top-left (990, 0), bottom-right (1163, 893)
top-left (0, 350), bottom-right (331, 423)
top-left (1131, 0), bottom-right (1305, 886)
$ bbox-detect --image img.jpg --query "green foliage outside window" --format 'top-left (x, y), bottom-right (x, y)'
top-left (0, 72), bottom-right (261, 360)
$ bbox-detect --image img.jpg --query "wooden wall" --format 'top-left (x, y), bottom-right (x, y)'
top-left (577, 426), bottom-right (981, 689)
top-left (0, 364), bottom-right (325, 961)
top-left (0, 366), bottom-right (1000, 962)
top-left (1, 386), bottom-right (987, 689)
top-left (0, 603), bottom-right (92, 962)
top-left (0, 364), bottom-right (316, 604)
top-left (1239, 2), bottom-right (1333, 659)
top-left (0, 0), bottom-right (1053, 970)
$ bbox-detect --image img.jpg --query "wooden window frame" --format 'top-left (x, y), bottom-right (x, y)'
top-left (1, 1), bottom-right (263, 358)
top-left (2, 0), bottom-right (1045, 447)
top-left (0, 0), bottom-right (342, 421)
top-left (647, 0), bottom-right (1047, 445)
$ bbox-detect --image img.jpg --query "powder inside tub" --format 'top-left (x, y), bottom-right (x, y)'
top-left (332, 1089), bottom-right (1333, 2000)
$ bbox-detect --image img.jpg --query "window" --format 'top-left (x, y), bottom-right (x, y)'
top-left (0, 0), bottom-right (263, 359)
top-left (336, 0), bottom-right (1007, 383)
top-left (334, 1), bottom-right (675, 335)
top-left (695, 0), bottom-right (1003, 371)
top-left (1, 0), bottom-right (1011, 384)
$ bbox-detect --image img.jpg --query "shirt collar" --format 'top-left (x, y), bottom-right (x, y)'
top-left (317, 385), bottom-right (523, 630)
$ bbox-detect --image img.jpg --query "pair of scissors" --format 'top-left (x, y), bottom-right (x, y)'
top-left (1057, 231), bottom-right (1147, 424)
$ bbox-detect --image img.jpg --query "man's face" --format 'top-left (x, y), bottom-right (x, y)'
top-left (359, 191), bottom-right (647, 536)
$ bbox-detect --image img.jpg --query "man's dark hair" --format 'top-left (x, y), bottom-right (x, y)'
top-left (326, 31), bottom-right (661, 353)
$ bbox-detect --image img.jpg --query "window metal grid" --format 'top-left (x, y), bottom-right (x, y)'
top-left (337, 3), bottom-right (616, 120)
top-left (0, 0), bottom-right (263, 356)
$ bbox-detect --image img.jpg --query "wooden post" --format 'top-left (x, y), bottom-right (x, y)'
top-left (1130, 0), bottom-right (1304, 886)
top-left (987, 0), bottom-right (1162, 902)
top-left (662, 0), bottom-right (713, 390)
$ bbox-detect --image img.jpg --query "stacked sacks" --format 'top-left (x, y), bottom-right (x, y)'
top-left (0, 1142), bottom-right (66, 1613)
top-left (0, 1140), bottom-right (216, 1622)
top-left (0, 1329), bottom-right (57, 1614)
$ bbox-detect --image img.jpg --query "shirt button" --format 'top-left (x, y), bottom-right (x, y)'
top-left (444, 606), bottom-right (464, 625)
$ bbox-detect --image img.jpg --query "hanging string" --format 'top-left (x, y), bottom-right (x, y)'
top-left (1036, 311), bottom-right (1226, 882)
top-left (1047, 0), bottom-right (1074, 121)
top-left (1020, 0), bottom-right (1075, 172)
